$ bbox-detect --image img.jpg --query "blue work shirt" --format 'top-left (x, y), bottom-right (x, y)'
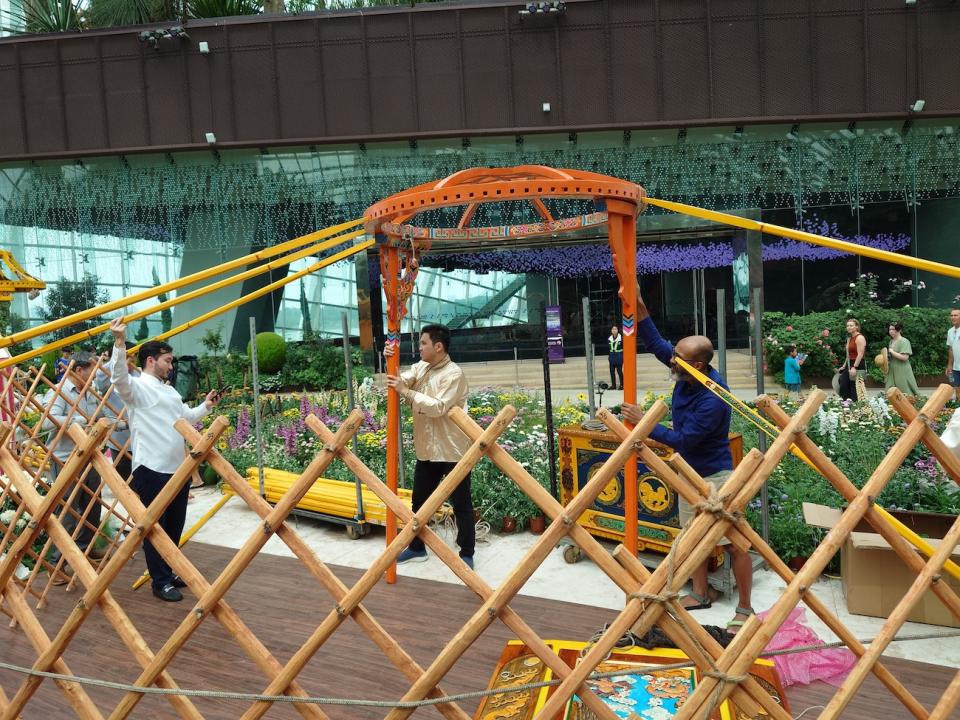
top-left (784, 356), bottom-right (802, 385)
top-left (636, 317), bottom-right (733, 476)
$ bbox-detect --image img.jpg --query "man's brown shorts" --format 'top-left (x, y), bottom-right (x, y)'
top-left (676, 469), bottom-right (732, 546)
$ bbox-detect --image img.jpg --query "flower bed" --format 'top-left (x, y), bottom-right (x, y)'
top-left (207, 383), bottom-right (958, 562)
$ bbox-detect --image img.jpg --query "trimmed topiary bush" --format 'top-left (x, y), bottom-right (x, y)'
top-left (247, 331), bottom-right (287, 374)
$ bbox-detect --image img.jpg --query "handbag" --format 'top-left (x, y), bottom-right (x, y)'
top-left (855, 373), bottom-right (868, 402)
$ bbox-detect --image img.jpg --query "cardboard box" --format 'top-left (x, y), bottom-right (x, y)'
top-left (803, 503), bottom-right (960, 628)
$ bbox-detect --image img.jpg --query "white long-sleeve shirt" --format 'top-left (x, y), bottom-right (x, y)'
top-left (109, 346), bottom-right (210, 473)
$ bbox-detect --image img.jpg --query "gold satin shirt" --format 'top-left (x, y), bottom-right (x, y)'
top-left (399, 355), bottom-right (470, 462)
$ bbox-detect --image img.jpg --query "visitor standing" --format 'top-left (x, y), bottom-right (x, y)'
top-left (54, 347), bottom-right (73, 383)
top-left (783, 345), bottom-right (805, 395)
top-left (108, 318), bottom-right (221, 602)
top-left (947, 308), bottom-right (960, 401)
top-left (837, 318), bottom-right (866, 402)
top-left (44, 350), bottom-right (114, 575)
top-left (608, 325), bottom-right (624, 390)
top-left (384, 325), bottom-right (474, 569)
top-left (885, 322), bottom-right (920, 396)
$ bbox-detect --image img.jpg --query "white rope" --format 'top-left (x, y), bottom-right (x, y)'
top-left (0, 629), bottom-right (954, 708)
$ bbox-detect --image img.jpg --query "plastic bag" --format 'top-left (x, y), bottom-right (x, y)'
top-left (941, 408), bottom-right (960, 460)
top-left (757, 607), bottom-right (856, 687)
top-left (855, 373), bottom-right (868, 402)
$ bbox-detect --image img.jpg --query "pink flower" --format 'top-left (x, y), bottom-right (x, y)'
top-left (822, 329), bottom-right (830, 337)
top-left (785, 325), bottom-right (794, 331)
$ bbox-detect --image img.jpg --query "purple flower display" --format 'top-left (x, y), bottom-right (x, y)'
top-left (229, 407), bottom-right (251, 450)
top-left (423, 221), bottom-right (911, 277)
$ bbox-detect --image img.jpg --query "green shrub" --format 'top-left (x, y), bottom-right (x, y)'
top-left (39, 348), bottom-right (59, 381)
top-left (247, 332), bottom-right (287, 374)
top-left (280, 339), bottom-right (368, 391)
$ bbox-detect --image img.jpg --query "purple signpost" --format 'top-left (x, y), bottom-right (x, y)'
top-left (546, 305), bottom-right (564, 364)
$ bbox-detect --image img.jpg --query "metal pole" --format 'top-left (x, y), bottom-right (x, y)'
top-left (541, 303), bottom-right (558, 499)
top-left (248, 317), bottom-right (265, 498)
top-left (752, 287), bottom-right (769, 543)
top-left (692, 270), bottom-right (699, 335)
top-left (514, 346), bottom-right (520, 387)
top-left (582, 296), bottom-right (596, 417)
top-left (700, 269), bottom-right (707, 337)
top-left (342, 312), bottom-right (364, 522)
top-left (716, 288), bottom-right (727, 381)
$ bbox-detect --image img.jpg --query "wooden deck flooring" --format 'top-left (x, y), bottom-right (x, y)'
top-left (0, 542), bottom-right (956, 719)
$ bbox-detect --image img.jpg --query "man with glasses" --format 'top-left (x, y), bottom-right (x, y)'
top-left (621, 291), bottom-right (754, 635)
top-left (44, 351), bottom-right (115, 578)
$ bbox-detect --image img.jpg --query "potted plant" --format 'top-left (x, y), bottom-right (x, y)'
top-left (528, 514), bottom-right (547, 534)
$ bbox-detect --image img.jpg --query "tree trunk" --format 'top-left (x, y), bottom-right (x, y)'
top-left (264, 0), bottom-right (286, 13)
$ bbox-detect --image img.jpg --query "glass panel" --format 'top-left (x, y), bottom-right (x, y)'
top-left (0, 224), bottom-right (179, 348)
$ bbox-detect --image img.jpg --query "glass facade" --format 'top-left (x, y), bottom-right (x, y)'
top-left (275, 257), bottom-right (527, 343)
top-left (1, 120), bottom-right (959, 356)
top-left (0, 224), bottom-right (179, 345)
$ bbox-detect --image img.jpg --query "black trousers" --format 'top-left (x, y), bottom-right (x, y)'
top-left (838, 363), bottom-right (863, 401)
top-left (609, 362), bottom-right (624, 389)
top-left (409, 460), bottom-right (474, 557)
top-left (52, 465), bottom-right (102, 561)
top-left (131, 465), bottom-right (190, 590)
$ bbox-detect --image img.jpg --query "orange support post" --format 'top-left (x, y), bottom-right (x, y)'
top-left (607, 200), bottom-right (640, 557)
top-left (382, 244), bottom-right (401, 585)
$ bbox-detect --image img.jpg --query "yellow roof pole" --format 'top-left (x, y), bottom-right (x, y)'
top-left (0, 217), bottom-right (365, 349)
top-left (129, 239), bottom-right (375, 355)
top-left (644, 197), bottom-right (960, 279)
top-left (0, 228), bottom-right (366, 370)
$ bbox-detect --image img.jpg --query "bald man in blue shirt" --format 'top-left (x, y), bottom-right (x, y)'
top-left (622, 290), bottom-right (754, 634)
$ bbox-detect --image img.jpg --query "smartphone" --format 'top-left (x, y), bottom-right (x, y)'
top-left (214, 385), bottom-right (232, 399)
top-left (797, 353), bottom-right (808, 362)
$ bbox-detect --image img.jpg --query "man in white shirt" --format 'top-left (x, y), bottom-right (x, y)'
top-left (108, 318), bottom-right (221, 602)
top-left (947, 308), bottom-right (960, 401)
top-left (95, 342), bottom-right (138, 482)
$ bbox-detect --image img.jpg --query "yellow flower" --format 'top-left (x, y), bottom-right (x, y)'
top-left (577, 393), bottom-right (587, 402)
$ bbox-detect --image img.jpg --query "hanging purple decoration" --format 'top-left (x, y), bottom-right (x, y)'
top-left (425, 220), bottom-right (911, 277)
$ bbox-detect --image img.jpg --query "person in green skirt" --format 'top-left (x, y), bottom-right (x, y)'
top-left (885, 321), bottom-right (920, 396)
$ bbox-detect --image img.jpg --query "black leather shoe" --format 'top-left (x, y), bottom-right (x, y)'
top-left (152, 583), bottom-right (183, 602)
top-left (171, 575), bottom-right (187, 588)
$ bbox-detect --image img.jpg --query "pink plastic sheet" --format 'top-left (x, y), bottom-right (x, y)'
top-left (757, 606), bottom-right (857, 687)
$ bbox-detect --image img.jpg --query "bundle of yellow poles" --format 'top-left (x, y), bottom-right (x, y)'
top-left (223, 467), bottom-right (450, 527)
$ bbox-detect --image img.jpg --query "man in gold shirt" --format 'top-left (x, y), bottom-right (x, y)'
top-left (385, 324), bottom-right (473, 569)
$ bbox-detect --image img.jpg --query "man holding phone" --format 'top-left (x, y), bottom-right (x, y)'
top-left (108, 318), bottom-right (221, 602)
